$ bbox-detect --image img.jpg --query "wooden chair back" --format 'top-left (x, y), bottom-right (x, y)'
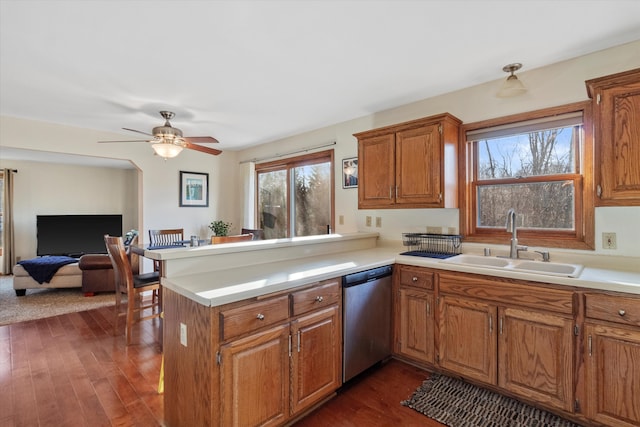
top-left (241, 228), bottom-right (265, 240)
top-left (104, 235), bottom-right (161, 345)
top-left (211, 233), bottom-right (254, 244)
top-left (148, 228), bottom-right (184, 247)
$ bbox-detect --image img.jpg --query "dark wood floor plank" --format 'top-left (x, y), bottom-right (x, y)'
top-left (3, 304), bottom-right (448, 427)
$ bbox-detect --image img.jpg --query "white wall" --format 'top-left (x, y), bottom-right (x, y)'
top-left (0, 117), bottom-right (244, 267)
top-left (0, 159), bottom-right (138, 261)
top-left (237, 40), bottom-right (640, 257)
top-left (1, 41), bottom-right (639, 261)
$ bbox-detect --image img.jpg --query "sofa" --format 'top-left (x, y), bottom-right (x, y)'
top-left (13, 254), bottom-right (118, 296)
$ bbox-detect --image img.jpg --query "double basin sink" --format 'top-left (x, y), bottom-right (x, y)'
top-left (441, 254), bottom-right (584, 278)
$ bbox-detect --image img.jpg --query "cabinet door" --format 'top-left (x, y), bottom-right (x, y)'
top-left (219, 324), bottom-right (290, 427)
top-left (439, 296), bottom-right (497, 385)
top-left (396, 124), bottom-right (442, 206)
top-left (358, 133), bottom-right (396, 208)
top-left (396, 287), bottom-right (434, 364)
top-left (290, 305), bottom-right (341, 415)
top-left (590, 70), bottom-right (640, 205)
top-left (584, 322), bottom-right (640, 427)
top-left (498, 307), bottom-right (574, 412)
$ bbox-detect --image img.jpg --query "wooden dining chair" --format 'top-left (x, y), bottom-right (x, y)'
top-left (211, 233), bottom-right (254, 244)
top-left (241, 228), bottom-right (265, 240)
top-left (104, 235), bottom-right (161, 345)
top-left (148, 228), bottom-right (183, 300)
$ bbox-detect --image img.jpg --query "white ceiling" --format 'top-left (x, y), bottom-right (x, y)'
top-left (1, 0), bottom-right (640, 157)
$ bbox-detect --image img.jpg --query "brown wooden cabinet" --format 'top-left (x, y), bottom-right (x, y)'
top-left (439, 295), bottom-right (497, 384)
top-left (393, 265), bottom-right (435, 365)
top-left (290, 305), bottom-right (341, 415)
top-left (583, 292), bottom-right (640, 427)
top-left (219, 324), bottom-right (290, 427)
top-left (218, 278), bottom-right (342, 427)
top-left (438, 272), bottom-right (575, 413)
top-left (586, 68), bottom-right (640, 206)
top-left (354, 113), bottom-right (461, 209)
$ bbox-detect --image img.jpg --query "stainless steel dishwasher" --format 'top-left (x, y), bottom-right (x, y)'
top-left (342, 265), bottom-right (393, 382)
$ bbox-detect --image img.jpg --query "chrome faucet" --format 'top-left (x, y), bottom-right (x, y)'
top-left (506, 208), bottom-right (527, 258)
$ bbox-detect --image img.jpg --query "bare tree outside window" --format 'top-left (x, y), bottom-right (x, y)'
top-left (474, 125), bottom-right (580, 231)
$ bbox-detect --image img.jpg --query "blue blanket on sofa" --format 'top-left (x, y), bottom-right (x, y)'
top-left (17, 256), bottom-right (78, 284)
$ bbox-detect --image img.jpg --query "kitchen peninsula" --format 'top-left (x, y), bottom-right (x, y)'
top-left (144, 233), bottom-right (640, 427)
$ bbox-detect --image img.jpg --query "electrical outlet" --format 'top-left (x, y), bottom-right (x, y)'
top-left (426, 226), bottom-right (442, 234)
top-left (365, 216), bottom-right (372, 227)
top-left (180, 322), bottom-right (188, 347)
top-left (375, 217), bottom-right (382, 228)
top-left (602, 232), bottom-right (617, 250)
top-left (447, 227), bottom-right (457, 235)
top-left (339, 215), bottom-right (344, 225)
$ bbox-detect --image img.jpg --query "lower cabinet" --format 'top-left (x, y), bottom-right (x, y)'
top-left (437, 273), bottom-right (575, 413)
top-left (439, 295), bottom-right (497, 384)
top-left (290, 305), bottom-right (341, 415)
top-left (218, 278), bottom-right (342, 427)
top-left (220, 324), bottom-right (291, 427)
top-left (393, 265), bottom-right (435, 365)
top-left (584, 293), bottom-right (640, 427)
top-left (498, 307), bottom-right (574, 412)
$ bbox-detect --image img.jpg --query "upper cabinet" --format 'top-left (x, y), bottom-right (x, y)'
top-left (586, 68), bottom-right (640, 206)
top-left (354, 113), bottom-right (461, 209)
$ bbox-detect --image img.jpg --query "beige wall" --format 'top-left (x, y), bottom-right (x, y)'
top-left (1, 40), bottom-right (639, 261)
top-left (237, 40), bottom-right (640, 257)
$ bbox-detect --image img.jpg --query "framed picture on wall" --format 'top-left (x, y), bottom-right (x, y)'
top-left (179, 171), bottom-right (209, 207)
top-left (342, 157), bottom-right (358, 189)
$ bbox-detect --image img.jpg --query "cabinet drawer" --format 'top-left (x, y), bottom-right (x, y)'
top-left (585, 293), bottom-right (640, 327)
top-left (399, 267), bottom-right (434, 290)
top-left (291, 280), bottom-right (340, 317)
top-left (220, 295), bottom-right (290, 340)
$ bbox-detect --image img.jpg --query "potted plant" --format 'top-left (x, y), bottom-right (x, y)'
top-left (209, 220), bottom-right (232, 237)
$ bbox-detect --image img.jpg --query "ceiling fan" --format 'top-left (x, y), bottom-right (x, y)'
top-left (98, 111), bottom-right (222, 158)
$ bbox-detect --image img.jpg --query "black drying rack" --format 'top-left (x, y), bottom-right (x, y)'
top-left (400, 233), bottom-right (462, 259)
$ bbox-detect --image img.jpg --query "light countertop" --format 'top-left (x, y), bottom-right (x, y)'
top-left (160, 245), bottom-right (640, 307)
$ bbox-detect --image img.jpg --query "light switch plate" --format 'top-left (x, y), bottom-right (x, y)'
top-left (365, 216), bottom-right (372, 227)
top-left (375, 217), bottom-right (382, 228)
top-left (602, 232), bottom-right (617, 249)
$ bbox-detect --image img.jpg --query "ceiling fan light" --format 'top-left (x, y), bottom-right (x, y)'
top-left (152, 142), bottom-right (183, 159)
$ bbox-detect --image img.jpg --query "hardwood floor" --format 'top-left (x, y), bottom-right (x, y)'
top-left (0, 304), bottom-right (442, 427)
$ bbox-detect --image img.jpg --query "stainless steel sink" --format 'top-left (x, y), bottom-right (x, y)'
top-left (440, 254), bottom-right (583, 278)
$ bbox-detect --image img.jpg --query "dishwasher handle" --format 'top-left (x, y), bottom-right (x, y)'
top-left (342, 265), bottom-right (393, 288)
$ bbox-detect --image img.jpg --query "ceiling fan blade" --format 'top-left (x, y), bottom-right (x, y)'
top-left (98, 139), bottom-right (151, 143)
top-left (123, 127), bottom-right (154, 137)
top-left (184, 141), bottom-right (222, 156)
top-left (184, 136), bottom-right (219, 144)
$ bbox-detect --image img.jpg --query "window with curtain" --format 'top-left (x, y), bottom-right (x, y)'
top-left (462, 102), bottom-right (594, 249)
top-left (256, 150), bottom-right (334, 239)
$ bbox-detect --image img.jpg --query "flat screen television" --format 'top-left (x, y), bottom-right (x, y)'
top-left (36, 214), bottom-right (123, 257)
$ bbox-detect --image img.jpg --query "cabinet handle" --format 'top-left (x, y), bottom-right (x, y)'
top-left (395, 186), bottom-right (398, 199)
top-left (499, 316), bottom-right (503, 335)
top-left (426, 302), bottom-right (430, 316)
top-left (412, 276), bottom-right (418, 282)
top-left (389, 186), bottom-right (393, 199)
top-left (297, 330), bottom-right (301, 353)
top-left (315, 295), bottom-right (324, 303)
top-left (619, 309), bottom-right (626, 317)
top-left (489, 316), bottom-right (493, 334)
top-left (596, 184), bottom-right (602, 198)
top-left (588, 335), bottom-right (592, 356)
top-left (438, 193), bottom-right (443, 202)
top-left (256, 313), bottom-right (265, 320)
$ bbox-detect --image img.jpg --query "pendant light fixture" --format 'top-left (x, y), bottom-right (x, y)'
top-left (497, 63), bottom-right (527, 98)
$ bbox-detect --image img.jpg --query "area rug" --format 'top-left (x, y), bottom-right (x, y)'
top-left (0, 276), bottom-right (114, 326)
top-left (401, 374), bottom-right (582, 427)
